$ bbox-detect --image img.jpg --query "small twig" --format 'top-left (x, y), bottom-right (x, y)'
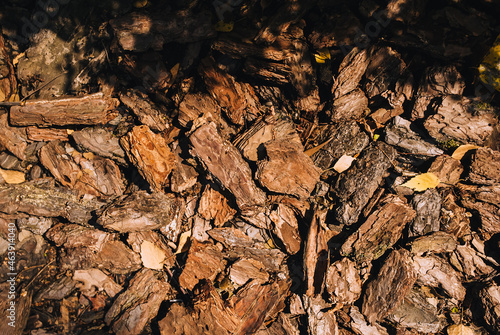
top-left (22, 259), bottom-right (55, 291)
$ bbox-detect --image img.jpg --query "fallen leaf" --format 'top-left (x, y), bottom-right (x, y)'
top-left (175, 230), bottom-right (192, 254)
top-left (0, 168), bottom-right (25, 184)
top-left (451, 144), bottom-right (480, 160)
top-left (141, 240), bottom-right (166, 270)
top-left (12, 52), bottom-right (25, 66)
top-left (304, 137), bottom-right (333, 156)
top-left (447, 324), bottom-right (477, 335)
top-left (66, 129), bottom-right (74, 135)
top-left (333, 155), bottom-right (355, 173)
top-left (401, 172), bottom-right (440, 192)
top-left (314, 48), bottom-right (331, 63)
top-left (215, 20), bottom-right (234, 32)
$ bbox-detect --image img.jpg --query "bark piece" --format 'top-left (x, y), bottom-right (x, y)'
top-left (119, 52), bottom-right (173, 93)
top-left (410, 231), bottom-right (457, 256)
top-left (208, 228), bottom-right (287, 272)
top-left (17, 216), bottom-right (54, 235)
top-left (127, 230), bottom-right (175, 269)
top-left (450, 245), bottom-right (495, 280)
top-left (326, 258), bottom-right (362, 307)
top-left (169, 160), bottom-right (197, 194)
top-left (190, 122), bottom-right (266, 216)
top-left (477, 284), bottom-right (500, 333)
top-left (332, 47), bottom-right (370, 99)
top-left (46, 223), bottom-right (142, 275)
top-left (341, 194), bottom-right (415, 265)
top-left (233, 113), bottom-right (300, 162)
top-left (10, 93), bottom-right (118, 127)
top-left (0, 113), bottom-right (28, 161)
top-left (26, 127), bottom-right (69, 142)
top-left (198, 185), bottom-right (236, 227)
top-left (307, 121), bottom-right (369, 172)
top-left (333, 142), bottom-right (397, 225)
top-left (349, 306), bottom-right (389, 335)
top-left (362, 249), bottom-right (417, 324)
top-left (386, 287), bottom-right (447, 333)
top-left (0, 32), bottom-right (17, 102)
top-left (120, 125), bottom-right (177, 192)
top-left (408, 189), bottom-right (441, 237)
top-left (199, 57), bottom-right (260, 125)
top-left (110, 10), bottom-right (215, 52)
top-left (269, 203), bottom-right (301, 255)
top-left (73, 269), bottom-right (123, 298)
top-left (105, 268), bottom-right (173, 335)
top-left (159, 303), bottom-right (206, 335)
top-left (39, 141), bottom-right (125, 197)
top-left (304, 210), bottom-right (329, 296)
top-left (412, 255), bottom-right (466, 301)
top-left (385, 116), bottom-right (444, 156)
top-left (303, 295), bottom-right (338, 335)
top-left (97, 190), bottom-right (183, 233)
top-left (329, 88), bottom-right (369, 122)
top-left (257, 139), bottom-right (321, 199)
top-left (178, 240), bottom-right (226, 291)
top-left (229, 278), bottom-right (291, 335)
top-left (119, 89), bottom-right (170, 132)
top-left (71, 127), bottom-right (126, 165)
top-left (424, 95), bottom-right (498, 146)
top-left (0, 178), bottom-right (104, 225)
top-left (411, 65), bottom-right (465, 120)
top-left (428, 155), bottom-right (463, 186)
top-left (229, 259), bottom-right (269, 286)
top-left (440, 190), bottom-right (471, 239)
top-left (177, 93), bottom-right (219, 128)
top-left (458, 183), bottom-right (500, 238)
top-left (35, 276), bottom-right (77, 301)
top-left (363, 46), bottom-right (409, 102)
top-left (468, 147), bottom-right (500, 185)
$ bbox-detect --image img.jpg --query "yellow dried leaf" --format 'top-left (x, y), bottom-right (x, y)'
top-left (133, 0), bottom-right (149, 8)
top-left (479, 34), bottom-right (500, 91)
top-left (12, 52), bottom-right (25, 66)
top-left (401, 172), bottom-right (440, 192)
top-left (304, 137), bottom-right (333, 156)
top-left (175, 230), bottom-right (192, 254)
top-left (82, 152), bottom-right (95, 160)
top-left (170, 63), bottom-right (180, 79)
top-left (451, 144), bottom-right (480, 160)
top-left (8, 92), bottom-right (20, 102)
top-left (0, 168), bottom-right (25, 184)
top-left (314, 48), bottom-right (331, 64)
top-left (333, 155), bottom-right (355, 173)
top-left (447, 324), bottom-right (477, 335)
top-left (215, 20), bottom-right (234, 32)
top-left (66, 129), bottom-right (74, 135)
top-left (141, 240), bottom-right (166, 270)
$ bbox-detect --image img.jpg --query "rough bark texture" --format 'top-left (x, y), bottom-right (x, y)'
top-left (333, 142), bottom-right (397, 225)
top-left (120, 125), bottom-right (177, 192)
top-left (362, 249), bottom-right (417, 324)
top-left (10, 93), bottom-right (119, 127)
top-left (190, 122), bottom-right (266, 216)
top-left (341, 195), bottom-right (416, 265)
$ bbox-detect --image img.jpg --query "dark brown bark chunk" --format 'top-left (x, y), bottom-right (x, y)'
top-left (190, 122), bottom-right (266, 216)
top-left (362, 249), bottom-right (417, 324)
top-left (341, 195), bottom-right (416, 265)
top-left (468, 147), bottom-right (500, 185)
top-left (105, 268), bottom-right (173, 335)
top-left (333, 142), bottom-right (397, 225)
top-left (256, 139), bottom-right (321, 199)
